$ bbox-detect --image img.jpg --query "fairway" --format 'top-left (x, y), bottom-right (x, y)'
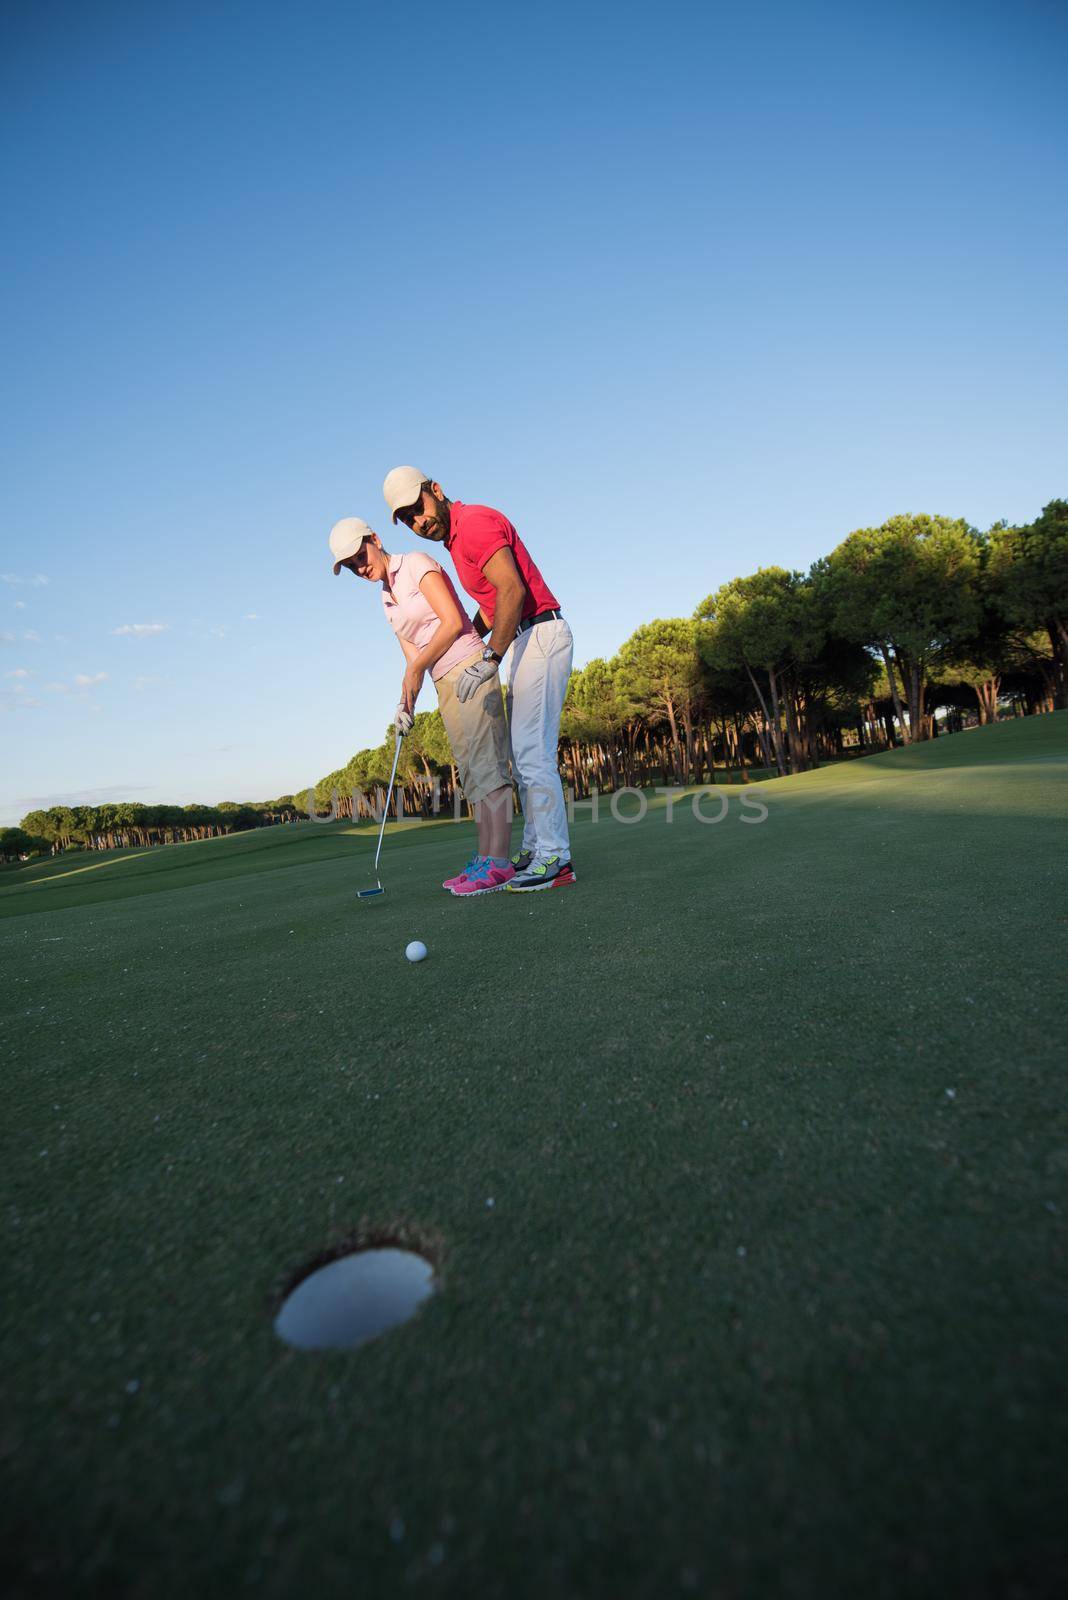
top-left (3, 715), bottom-right (1067, 1598)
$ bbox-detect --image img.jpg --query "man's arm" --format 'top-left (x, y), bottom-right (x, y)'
top-left (482, 548), bottom-right (526, 658)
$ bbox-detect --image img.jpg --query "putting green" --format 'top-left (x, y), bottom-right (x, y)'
top-left (2, 715), bottom-right (1066, 1597)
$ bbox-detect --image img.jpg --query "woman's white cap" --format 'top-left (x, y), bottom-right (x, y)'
top-left (329, 517), bottom-right (376, 575)
top-left (383, 465), bottom-right (428, 523)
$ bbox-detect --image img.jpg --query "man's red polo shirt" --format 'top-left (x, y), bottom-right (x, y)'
top-left (445, 502), bottom-right (560, 626)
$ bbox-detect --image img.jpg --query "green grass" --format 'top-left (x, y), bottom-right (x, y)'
top-left (3, 714), bottom-right (1066, 1599)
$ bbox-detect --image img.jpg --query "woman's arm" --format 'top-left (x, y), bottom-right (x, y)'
top-left (400, 570), bottom-right (466, 711)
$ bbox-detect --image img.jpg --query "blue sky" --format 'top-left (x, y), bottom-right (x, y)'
top-left (2, 0), bottom-right (1065, 823)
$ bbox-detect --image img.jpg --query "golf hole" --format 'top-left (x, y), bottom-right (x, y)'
top-left (274, 1245), bottom-right (437, 1351)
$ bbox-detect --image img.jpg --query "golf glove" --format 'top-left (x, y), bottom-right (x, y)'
top-left (455, 659), bottom-right (498, 703)
top-left (394, 704), bottom-right (414, 736)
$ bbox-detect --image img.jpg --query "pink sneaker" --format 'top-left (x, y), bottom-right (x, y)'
top-left (442, 853), bottom-right (481, 891)
top-left (450, 858), bottom-right (515, 896)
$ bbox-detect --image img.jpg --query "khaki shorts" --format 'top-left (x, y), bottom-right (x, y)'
top-left (435, 650), bottom-right (513, 805)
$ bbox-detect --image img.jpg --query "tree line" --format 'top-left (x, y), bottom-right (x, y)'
top-left (5, 500), bottom-right (1063, 860)
top-left (1, 799), bottom-right (300, 862)
top-left (563, 502), bottom-right (1065, 790)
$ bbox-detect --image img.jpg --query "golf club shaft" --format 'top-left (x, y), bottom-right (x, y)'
top-left (373, 732), bottom-right (403, 874)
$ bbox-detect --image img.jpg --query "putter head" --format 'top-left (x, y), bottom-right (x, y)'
top-left (356, 883), bottom-right (384, 900)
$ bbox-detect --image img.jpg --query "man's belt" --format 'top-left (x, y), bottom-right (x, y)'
top-left (515, 608), bottom-right (563, 637)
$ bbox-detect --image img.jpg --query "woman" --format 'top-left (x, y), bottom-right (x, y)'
top-left (329, 517), bottom-right (516, 895)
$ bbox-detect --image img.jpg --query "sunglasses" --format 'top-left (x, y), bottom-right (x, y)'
top-left (396, 487), bottom-right (431, 529)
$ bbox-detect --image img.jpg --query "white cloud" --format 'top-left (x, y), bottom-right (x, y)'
top-left (133, 675), bottom-right (162, 690)
top-left (112, 623), bottom-right (168, 637)
top-left (0, 687), bottom-right (42, 713)
top-left (210, 627), bottom-right (227, 638)
top-left (14, 600), bottom-right (27, 610)
top-left (45, 672), bottom-right (108, 695)
top-left (0, 632), bottom-right (15, 644)
top-left (23, 630), bottom-right (41, 643)
top-left (0, 783), bottom-right (154, 814)
top-left (245, 613), bottom-right (260, 621)
top-left (1, 573), bottom-right (49, 587)
top-left (4, 668), bottom-right (33, 679)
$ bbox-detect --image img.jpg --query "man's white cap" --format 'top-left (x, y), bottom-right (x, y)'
top-left (329, 517), bottom-right (376, 575)
top-left (383, 465), bottom-right (429, 524)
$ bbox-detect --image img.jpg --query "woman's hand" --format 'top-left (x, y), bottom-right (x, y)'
top-left (401, 663), bottom-right (425, 713)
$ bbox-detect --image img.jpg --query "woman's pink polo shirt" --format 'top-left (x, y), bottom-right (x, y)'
top-left (381, 551), bottom-right (481, 680)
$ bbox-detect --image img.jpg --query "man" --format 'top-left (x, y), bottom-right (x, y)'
top-left (382, 466), bottom-right (576, 892)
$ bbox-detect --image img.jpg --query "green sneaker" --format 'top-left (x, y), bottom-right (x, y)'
top-left (510, 848), bottom-right (534, 872)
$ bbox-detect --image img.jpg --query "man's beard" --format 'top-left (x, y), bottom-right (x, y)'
top-left (421, 502), bottom-right (451, 542)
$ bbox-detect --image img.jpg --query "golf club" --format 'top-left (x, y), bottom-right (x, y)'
top-left (356, 729), bottom-right (403, 899)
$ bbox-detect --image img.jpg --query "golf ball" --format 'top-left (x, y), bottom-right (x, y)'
top-left (405, 940), bottom-right (428, 963)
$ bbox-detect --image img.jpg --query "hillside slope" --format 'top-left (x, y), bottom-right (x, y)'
top-left (3, 712), bottom-right (1064, 919)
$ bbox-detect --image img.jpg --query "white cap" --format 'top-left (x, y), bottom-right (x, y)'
top-left (383, 465), bottom-right (428, 524)
top-left (329, 517), bottom-right (376, 575)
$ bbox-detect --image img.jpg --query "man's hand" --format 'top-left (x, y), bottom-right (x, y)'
top-left (455, 658), bottom-right (498, 704)
top-left (394, 703), bottom-right (414, 736)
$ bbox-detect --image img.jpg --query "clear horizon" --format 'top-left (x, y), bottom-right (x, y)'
top-left (3, 0), bottom-right (1066, 825)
